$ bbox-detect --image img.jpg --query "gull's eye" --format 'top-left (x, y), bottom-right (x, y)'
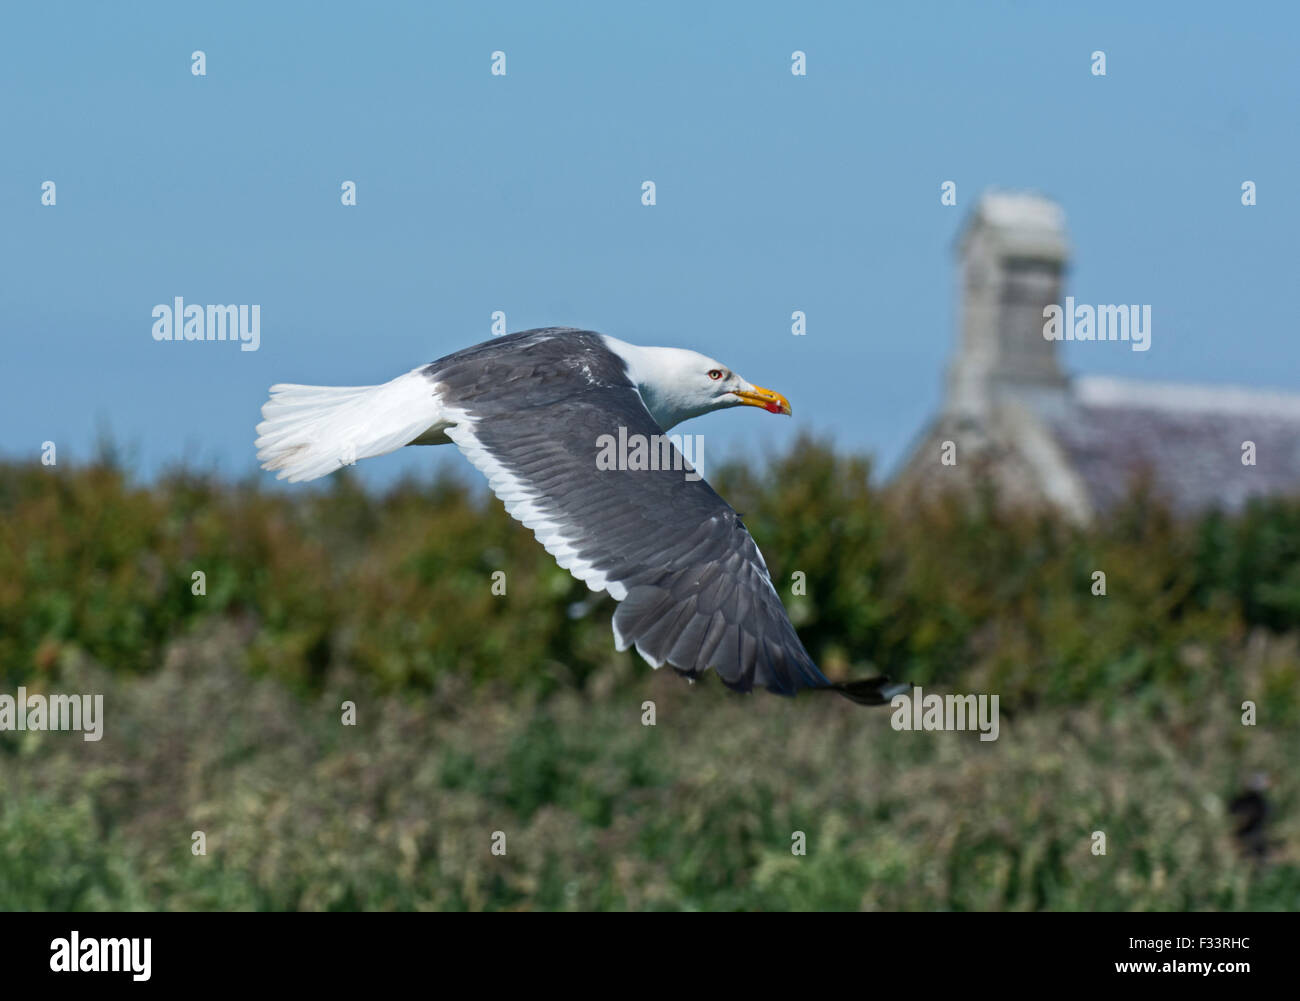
top-left (708, 369), bottom-right (723, 380)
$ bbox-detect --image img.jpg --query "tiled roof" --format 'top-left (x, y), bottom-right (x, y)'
top-left (1040, 377), bottom-right (1300, 514)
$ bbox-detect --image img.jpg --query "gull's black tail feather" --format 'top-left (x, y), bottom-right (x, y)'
top-left (825, 675), bottom-right (910, 706)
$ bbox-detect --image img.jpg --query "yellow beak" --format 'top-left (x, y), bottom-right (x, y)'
top-left (734, 384), bottom-right (792, 416)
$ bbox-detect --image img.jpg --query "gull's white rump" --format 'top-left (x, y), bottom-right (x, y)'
top-left (255, 370), bottom-right (449, 482)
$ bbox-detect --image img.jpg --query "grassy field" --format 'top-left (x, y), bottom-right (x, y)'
top-left (1, 442), bottom-right (1297, 910)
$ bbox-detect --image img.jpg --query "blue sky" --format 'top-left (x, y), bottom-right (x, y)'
top-left (2, 1), bottom-right (1296, 487)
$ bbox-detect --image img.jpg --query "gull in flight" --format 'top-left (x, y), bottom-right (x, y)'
top-left (256, 328), bottom-right (904, 705)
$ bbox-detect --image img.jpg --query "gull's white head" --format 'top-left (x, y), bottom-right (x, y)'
top-left (603, 338), bottom-right (792, 430)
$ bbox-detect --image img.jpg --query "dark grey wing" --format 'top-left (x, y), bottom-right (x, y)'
top-left (426, 329), bottom-right (834, 697)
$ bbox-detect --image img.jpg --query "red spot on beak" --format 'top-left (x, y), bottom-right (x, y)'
top-left (737, 384), bottom-right (792, 415)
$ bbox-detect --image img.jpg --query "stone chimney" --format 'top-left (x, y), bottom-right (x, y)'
top-left (946, 191), bottom-right (1070, 421)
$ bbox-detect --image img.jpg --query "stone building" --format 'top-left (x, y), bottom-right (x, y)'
top-left (893, 190), bottom-right (1300, 520)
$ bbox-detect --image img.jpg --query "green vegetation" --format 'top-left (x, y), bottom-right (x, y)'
top-left (0, 437), bottom-right (1296, 910)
